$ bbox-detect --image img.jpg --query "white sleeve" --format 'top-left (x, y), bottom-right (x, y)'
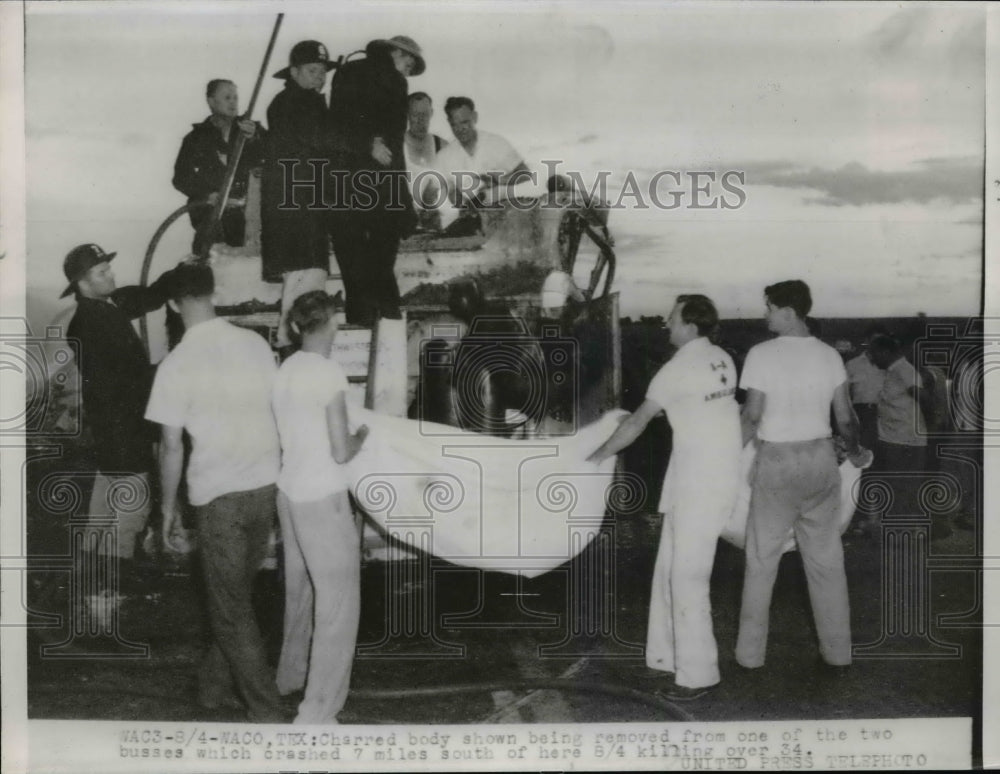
top-left (645, 361), bottom-right (675, 410)
top-left (144, 357), bottom-right (187, 428)
top-left (487, 133), bottom-right (523, 174)
top-left (828, 349), bottom-right (848, 390)
top-left (739, 346), bottom-right (767, 392)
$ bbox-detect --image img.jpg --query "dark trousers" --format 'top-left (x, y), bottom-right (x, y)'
top-left (874, 440), bottom-right (927, 516)
top-left (330, 210), bottom-right (402, 327)
top-left (853, 403), bottom-right (879, 452)
top-left (190, 206), bottom-right (246, 255)
top-left (195, 484), bottom-right (284, 722)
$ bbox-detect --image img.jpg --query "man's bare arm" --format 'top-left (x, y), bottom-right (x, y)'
top-left (832, 381), bottom-right (861, 454)
top-left (158, 425), bottom-right (185, 542)
top-left (741, 388), bottom-right (766, 447)
top-left (586, 399), bottom-right (663, 464)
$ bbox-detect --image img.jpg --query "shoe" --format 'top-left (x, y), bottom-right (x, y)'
top-left (250, 705), bottom-right (296, 724)
top-left (655, 681), bottom-right (716, 701)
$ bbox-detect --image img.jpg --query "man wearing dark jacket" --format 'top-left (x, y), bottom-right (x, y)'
top-left (62, 243), bottom-right (172, 556)
top-left (328, 35), bottom-right (424, 327)
top-left (173, 79), bottom-right (265, 253)
top-left (261, 40), bottom-right (339, 350)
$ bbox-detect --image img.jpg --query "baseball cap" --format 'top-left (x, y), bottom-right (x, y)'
top-left (273, 40), bottom-right (337, 80)
top-left (60, 243), bottom-right (117, 298)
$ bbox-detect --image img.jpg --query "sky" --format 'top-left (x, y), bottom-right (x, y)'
top-left (22, 0), bottom-right (985, 343)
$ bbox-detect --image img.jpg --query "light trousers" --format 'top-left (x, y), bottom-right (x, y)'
top-left (646, 460), bottom-right (738, 688)
top-left (736, 439), bottom-right (852, 668)
top-left (276, 489), bottom-right (360, 724)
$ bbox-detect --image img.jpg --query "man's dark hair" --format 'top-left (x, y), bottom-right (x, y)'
top-left (288, 290), bottom-right (340, 340)
top-left (206, 79), bottom-right (235, 99)
top-left (764, 279), bottom-right (812, 319)
top-left (868, 333), bottom-right (901, 356)
top-left (167, 263), bottom-right (214, 302)
top-left (444, 96), bottom-right (475, 118)
top-left (409, 91), bottom-right (432, 106)
top-left (864, 323), bottom-right (891, 340)
top-left (676, 294), bottom-right (719, 337)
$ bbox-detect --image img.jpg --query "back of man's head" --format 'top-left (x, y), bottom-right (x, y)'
top-left (764, 279), bottom-right (812, 319)
top-left (868, 333), bottom-right (901, 357)
top-left (444, 96), bottom-right (475, 118)
top-left (676, 293), bottom-right (719, 337)
top-left (167, 263), bottom-right (215, 304)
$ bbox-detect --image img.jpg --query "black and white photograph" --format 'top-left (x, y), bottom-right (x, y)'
top-left (0, 1), bottom-right (995, 771)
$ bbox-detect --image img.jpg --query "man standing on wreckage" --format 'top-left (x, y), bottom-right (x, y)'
top-left (327, 35), bottom-right (423, 327)
top-left (261, 40), bottom-right (340, 354)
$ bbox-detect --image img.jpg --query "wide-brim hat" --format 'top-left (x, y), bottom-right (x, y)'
top-left (374, 35), bottom-right (425, 76)
top-left (61, 243), bottom-right (117, 298)
top-left (273, 39), bottom-right (338, 80)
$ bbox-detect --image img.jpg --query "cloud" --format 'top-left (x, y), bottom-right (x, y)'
top-left (869, 7), bottom-right (932, 58)
top-left (738, 157), bottom-right (981, 206)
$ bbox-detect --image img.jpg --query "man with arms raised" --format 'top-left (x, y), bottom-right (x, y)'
top-left (63, 243), bottom-right (173, 558)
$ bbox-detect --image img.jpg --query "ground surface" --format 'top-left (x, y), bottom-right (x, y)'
top-left (24, 505), bottom-right (981, 732)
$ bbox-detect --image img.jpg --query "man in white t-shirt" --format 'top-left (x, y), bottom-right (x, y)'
top-left (435, 96), bottom-right (530, 206)
top-left (145, 263), bottom-right (286, 723)
top-left (736, 280), bottom-right (868, 672)
top-left (588, 294), bottom-right (742, 700)
top-left (271, 291), bottom-right (368, 724)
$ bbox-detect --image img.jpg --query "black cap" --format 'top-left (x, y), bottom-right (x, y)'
top-left (273, 40), bottom-right (337, 80)
top-left (61, 243), bottom-right (117, 298)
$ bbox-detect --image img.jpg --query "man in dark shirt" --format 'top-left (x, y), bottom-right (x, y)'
top-left (262, 40), bottom-right (339, 351)
top-left (62, 243), bottom-right (172, 556)
top-left (328, 35), bottom-right (424, 326)
top-left (173, 79), bottom-right (266, 253)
